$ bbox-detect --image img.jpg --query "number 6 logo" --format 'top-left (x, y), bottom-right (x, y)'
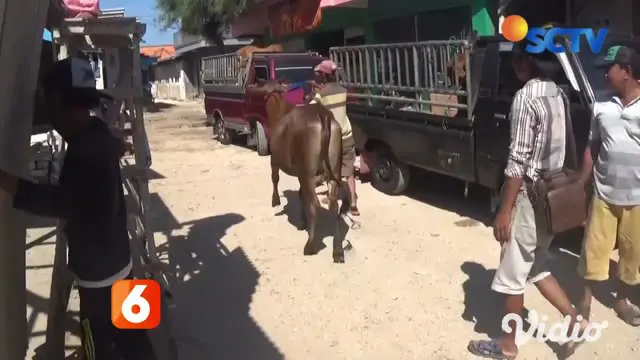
top-left (111, 280), bottom-right (161, 329)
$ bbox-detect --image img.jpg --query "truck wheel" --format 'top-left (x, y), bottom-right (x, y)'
top-left (255, 121), bottom-right (269, 156)
top-left (215, 118), bottom-right (232, 145)
top-left (371, 149), bottom-right (410, 195)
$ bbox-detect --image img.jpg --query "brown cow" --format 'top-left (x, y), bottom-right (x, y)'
top-left (446, 52), bottom-right (467, 87)
top-left (263, 81), bottom-right (350, 263)
top-left (238, 44), bottom-right (284, 68)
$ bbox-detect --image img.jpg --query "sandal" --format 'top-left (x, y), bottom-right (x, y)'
top-left (561, 340), bottom-right (585, 360)
top-left (616, 302), bottom-right (640, 326)
top-left (349, 206), bottom-right (360, 216)
top-left (467, 340), bottom-right (517, 360)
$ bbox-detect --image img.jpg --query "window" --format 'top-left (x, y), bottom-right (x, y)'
top-left (275, 67), bottom-right (315, 83)
top-left (496, 52), bottom-right (523, 98)
top-left (254, 66), bottom-right (269, 83)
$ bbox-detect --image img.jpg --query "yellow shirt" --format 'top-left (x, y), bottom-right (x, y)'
top-left (310, 84), bottom-right (353, 142)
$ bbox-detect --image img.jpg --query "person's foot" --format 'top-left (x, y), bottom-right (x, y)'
top-left (615, 300), bottom-right (640, 326)
top-left (467, 339), bottom-right (517, 359)
top-left (349, 206), bottom-right (360, 216)
top-left (562, 318), bottom-right (589, 359)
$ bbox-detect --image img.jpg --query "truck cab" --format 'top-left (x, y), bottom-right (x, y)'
top-left (202, 52), bottom-right (326, 155)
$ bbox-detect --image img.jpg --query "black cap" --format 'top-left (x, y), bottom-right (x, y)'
top-left (42, 56), bottom-right (113, 104)
top-left (594, 45), bottom-right (640, 70)
top-left (512, 39), bottom-right (561, 79)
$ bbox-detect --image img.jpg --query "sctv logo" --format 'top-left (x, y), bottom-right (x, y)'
top-left (501, 15), bottom-right (608, 54)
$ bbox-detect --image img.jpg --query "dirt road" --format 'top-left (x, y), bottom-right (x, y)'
top-left (26, 101), bottom-right (639, 359)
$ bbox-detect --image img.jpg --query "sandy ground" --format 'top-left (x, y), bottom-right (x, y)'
top-left (25, 100), bottom-right (640, 360)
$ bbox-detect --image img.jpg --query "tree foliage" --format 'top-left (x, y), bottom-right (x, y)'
top-left (156, 0), bottom-right (257, 48)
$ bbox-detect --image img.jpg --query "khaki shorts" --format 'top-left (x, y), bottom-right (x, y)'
top-left (491, 190), bottom-right (553, 295)
top-left (342, 143), bottom-right (356, 178)
top-left (578, 195), bottom-right (640, 285)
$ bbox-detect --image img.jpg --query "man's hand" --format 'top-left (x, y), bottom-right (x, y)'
top-left (0, 169), bottom-right (18, 196)
top-left (493, 208), bottom-right (512, 245)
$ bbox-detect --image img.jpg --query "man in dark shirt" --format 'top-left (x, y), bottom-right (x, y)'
top-left (0, 57), bottom-right (156, 359)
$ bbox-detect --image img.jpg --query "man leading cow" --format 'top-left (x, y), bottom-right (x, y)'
top-left (310, 60), bottom-right (360, 216)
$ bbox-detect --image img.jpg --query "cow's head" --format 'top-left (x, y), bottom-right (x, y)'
top-left (446, 53), bottom-right (466, 86)
top-left (262, 79), bottom-right (288, 100)
top-left (262, 80), bottom-right (293, 124)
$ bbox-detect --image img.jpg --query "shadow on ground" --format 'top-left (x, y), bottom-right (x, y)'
top-left (274, 189), bottom-right (351, 257)
top-left (28, 192), bottom-right (283, 360)
top-left (26, 226), bottom-right (83, 359)
top-left (402, 169), bottom-right (494, 227)
top-left (461, 227), bottom-right (621, 359)
top-left (145, 101), bottom-right (176, 113)
top-left (28, 289), bottom-right (83, 360)
top-left (212, 132), bottom-right (258, 153)
top-left (149, 192), bottom-right (284, 359)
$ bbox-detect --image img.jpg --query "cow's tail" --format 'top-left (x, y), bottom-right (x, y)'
top-left (319, 108), bottom-right (350, 216)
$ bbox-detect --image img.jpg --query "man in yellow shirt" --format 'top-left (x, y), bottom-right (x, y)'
top-left (310, 60), bottom-right (359, 215)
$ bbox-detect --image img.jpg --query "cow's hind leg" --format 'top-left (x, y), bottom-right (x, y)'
top-left (297, 186), bottom-right (307, 231)
top-left (271, 161), bottom-right (281, 207)
top-left (328, 179), bottom-right (345, 263)
top-left (301, 177), bottom-right (320, 256)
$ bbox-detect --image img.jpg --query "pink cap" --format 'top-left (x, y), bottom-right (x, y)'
top-left (314, 60), bottom-right (338, 74)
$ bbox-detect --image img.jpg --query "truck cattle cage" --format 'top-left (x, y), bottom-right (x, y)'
top-left (201, 51), bottom-right (323, 88)
top-left (329, 39), bottom-right (475, 119)
top-left (202, 52), bottom-right (242, 86)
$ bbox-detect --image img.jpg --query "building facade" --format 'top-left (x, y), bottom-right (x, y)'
top-left (230, 0), bottom-right (497, 56)
top-left (148, 33), bottom-right (252, 101)
top-left (232, 0), bottom-right (640, 55)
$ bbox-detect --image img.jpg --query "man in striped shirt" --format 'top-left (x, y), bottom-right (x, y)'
top-left (578, 45), bottom-right (640, 326)
top-left (468, 43), bottom-right (586, 359)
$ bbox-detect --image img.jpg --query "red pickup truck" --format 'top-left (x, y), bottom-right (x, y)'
top-left (202, 51), bottom-right (326, 155)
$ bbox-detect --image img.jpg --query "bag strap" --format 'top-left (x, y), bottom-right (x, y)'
top-left (559, 89), bottom-right (578, 170)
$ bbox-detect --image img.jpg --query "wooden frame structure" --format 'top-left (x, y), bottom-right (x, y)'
top-left (45, 15), bottom-right (178, 359)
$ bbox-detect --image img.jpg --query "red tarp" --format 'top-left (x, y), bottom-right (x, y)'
top-left (268, 0), bottom-right (323, 38)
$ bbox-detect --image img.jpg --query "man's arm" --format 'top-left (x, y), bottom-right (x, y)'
top-left (581, 106), bottom-right (601, 183)
top-left (308, 92), bottom-right (322, 105)
top-left (501, 94), bottom-right (536, 212)
top-left (7, 150), bottom-right (118, 220)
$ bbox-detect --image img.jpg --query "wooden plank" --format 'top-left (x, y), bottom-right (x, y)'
top-left (44, 223), bottom-right (73, 359)
top-left (56, 17), bottom-right (145, 37)
top-left (122, 179), bottom-right (142, 213)
top-left (120, 164), bottom-right (151, 180)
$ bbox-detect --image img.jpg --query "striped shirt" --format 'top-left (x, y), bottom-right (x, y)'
top-left (310, 83), bottom-right (354, 144)
top-left (504, 78), bottom-right (566, 182)
top-left (590, 96), bottom-right (640, 205)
